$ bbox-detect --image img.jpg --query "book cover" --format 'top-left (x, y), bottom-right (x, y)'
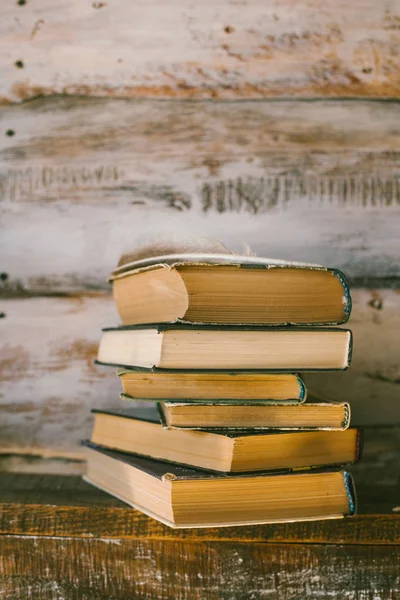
top-left (82, 438), bottom-right (357, 498)
top-left (109, 250), bottom-right (351, 326)
top-left (96, 325), bottom-right (353, 373)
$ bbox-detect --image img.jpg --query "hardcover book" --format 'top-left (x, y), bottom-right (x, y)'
top-left (110, 251), bottom-right (351, 326)
top-left (89, 405), bottom-right (361, 473)
top-left (117, 370), bottom-right (306, 403)
top-left (83, 441), bottom-right (356, 528)
top-left (157, 397), bottom-right (351, 431)
top-left (97, 324), bottom-right (352, 372)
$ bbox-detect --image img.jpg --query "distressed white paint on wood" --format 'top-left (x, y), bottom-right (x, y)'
top-left (1, 97), bottom-right (399, 292)
top-left (305, 288), bottom-right (400, 424)
top-left (0, 295), bottom-right (119, 458)
top-left (0, 0), bottom-right (400, 101)
top-left (0, 291), bottom-right (399, 456)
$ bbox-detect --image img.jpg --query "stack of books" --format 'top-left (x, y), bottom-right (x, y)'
top-left (83, 245), bottom-right (360, 528)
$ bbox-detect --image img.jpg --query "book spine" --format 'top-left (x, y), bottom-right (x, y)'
top-left (343, 472), bottom-right (357, 516)
top-left (356, 428), bottom-right (364, 461)
top-left (332, 268), bottom-right (352, 323)
top-left (341, 403), bottom-right (351, 430)
top-left (346, 330), bottom-right (354, 368)
top-left (297, 375), bottom-right (307, 402)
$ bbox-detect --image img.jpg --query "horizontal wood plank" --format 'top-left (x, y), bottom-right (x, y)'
top-left (0, 292), bottom-right (399, 456)
top-left (1, 98), bottom-right (400, 291)
top-left (1, 536), bottom-right (400, 599)
top-left (1, 501), bottom-right (399, 544)
top-left (1, 1), bottom-right (400, 101)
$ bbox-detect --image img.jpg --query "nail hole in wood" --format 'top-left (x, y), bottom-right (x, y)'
top-left (362, 67), bottom-right (372, 74)
top-left (224, 26), bottom-right (235, 33)
top-left (15, 60), bottom-right (24, 69)
top-left (17, 0), bottom-right (26, 5)
top-left (0, 273), bottom-right (9, 281)
top-left (6, 130), bottom-right (15, 137)
top-left (368, 297), bottom-right (383, 310)
top-left (0, 313), bottom-right (6, 319)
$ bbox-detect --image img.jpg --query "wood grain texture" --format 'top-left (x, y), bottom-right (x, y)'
top-left (2, 501), bottom-right (400, 544)
top-left (1, 0), bottom-right (400, 101)
top-left (0, 295), bottom-right (118, 457)
top-left (1, 97), bottom-right (400, 291)
top-left (1, 292), bottom-right (399, 456)
top-left (1, 536), bottom-right (400, 600)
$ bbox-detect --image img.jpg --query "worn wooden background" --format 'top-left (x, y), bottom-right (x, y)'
top-left (1, 0), bottom-right (400, 464)
top-left (1, 0), bottom-right (400, 100)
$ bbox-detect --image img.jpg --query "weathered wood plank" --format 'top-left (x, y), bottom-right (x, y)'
top-left (0, 293), bottom-right (399, 455)
top-left (1, 0), bottom-right (400, 101)
top-left (1, 98), bottom-right (400, 291)
top-left (1, 536), bottom-right (399, 600)
top-left (2, 500), bottom-right (399, 544)
top-left (0, 295), bottom-right (119, 457)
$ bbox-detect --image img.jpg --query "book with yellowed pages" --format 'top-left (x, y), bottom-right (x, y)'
top-left (157, 397), bottom-right (351, 431)
top-left (96, 324), bottom-right (352, 371)
top-left (89, 405), bottom-right (361, 473)
top-left (82, 440), bottom-right (357, 528)
top-left (110, 252), bottom-right (351, 326)
top-left (117, 369), bottom-right (306, 403)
